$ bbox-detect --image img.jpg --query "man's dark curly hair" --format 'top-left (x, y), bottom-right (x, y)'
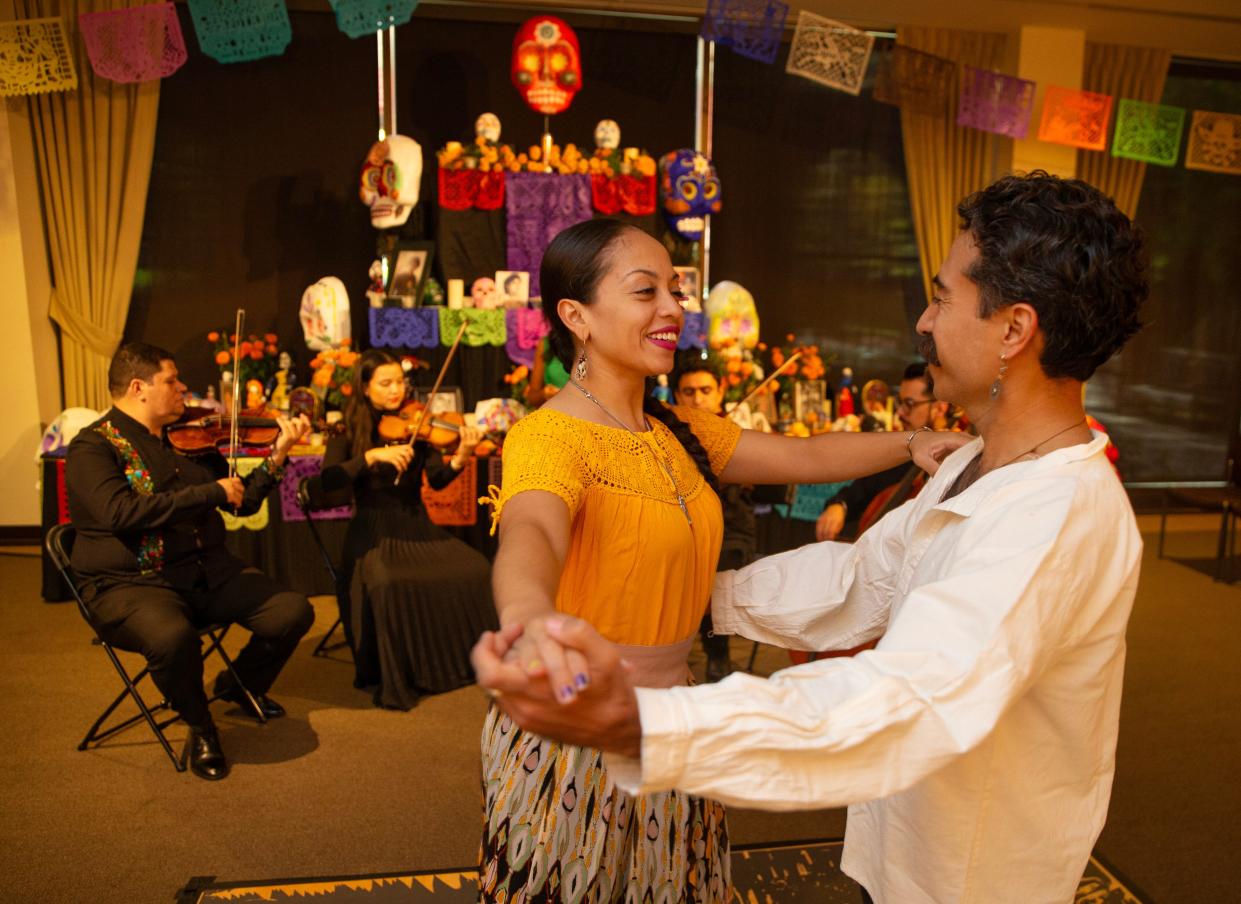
top-left (957, 170), bottom-right (1148, 382)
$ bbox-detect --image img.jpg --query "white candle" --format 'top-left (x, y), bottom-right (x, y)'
top-left (447, 278), bottom-right (464, 309)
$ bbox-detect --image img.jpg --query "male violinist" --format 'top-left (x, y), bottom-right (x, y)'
top-left (66, 342), bottom-right (314, 780)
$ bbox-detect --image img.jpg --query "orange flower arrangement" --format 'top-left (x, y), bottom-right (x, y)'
top-left (307, 346), bottom-right (359, 411)
top-left (208, 329), bottom-right (282, 391)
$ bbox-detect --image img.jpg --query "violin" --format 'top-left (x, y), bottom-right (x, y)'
top-left (167, 407), bottom-right (282, 455)
top-left (378, 401), bottom-right (467, 451)
top-left (377, 401), bottom-right (499, 455)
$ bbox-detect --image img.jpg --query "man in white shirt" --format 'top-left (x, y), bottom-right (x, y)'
top-left (473, 171), bottom-right (1149, 904)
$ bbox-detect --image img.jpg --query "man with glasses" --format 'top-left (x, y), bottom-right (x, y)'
top-left (815, 362), bottom-right (950, 541)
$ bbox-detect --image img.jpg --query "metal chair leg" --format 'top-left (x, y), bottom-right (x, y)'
top-left (312, 616), bottom-right (345, 657)
top-left (204, 628), bottom-right (267, 725)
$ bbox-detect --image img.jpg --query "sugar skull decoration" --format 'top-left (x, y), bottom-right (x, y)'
top-left (660, 149), bottom-right (722, 241)
top-left (511, 16), bottom-right (582, 115)
top-left (475, 112), bottom-right (501, 144)
top-left (594, 119), bottom-right (620, 151)
top-left (704, 280), bottom-right (759, 350)
top-left (300, 277), bottom-right (352, 351)
top-left (359, 134), bottom-right (423, 229)
top-left (471, 277), bottom-right (498, 309)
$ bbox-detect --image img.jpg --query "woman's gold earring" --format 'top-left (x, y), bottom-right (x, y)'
top-left (989, 353), bottom-right (1008, 401)
top-left (575, 351), bottom-right (588, 381)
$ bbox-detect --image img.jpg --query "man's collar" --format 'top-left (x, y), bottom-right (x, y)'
top-left (107, 404), bottom-right (160, 439)
top-left (930, 431), bottom-right (1110, 518)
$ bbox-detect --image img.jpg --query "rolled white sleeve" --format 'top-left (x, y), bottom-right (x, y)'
top-left (610, 477), bottom-right (1127, 809)
top-left (711, 494), bottom-right (915, 651)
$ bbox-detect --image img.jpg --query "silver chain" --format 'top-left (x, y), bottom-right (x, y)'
top-left (569, 379), bottom-right (692, 525)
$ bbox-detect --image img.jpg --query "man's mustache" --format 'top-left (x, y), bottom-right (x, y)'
top-left (918, 335), bottom-right (941, 366)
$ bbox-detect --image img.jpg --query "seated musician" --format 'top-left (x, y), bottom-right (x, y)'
top-left (815, 362), bottom-right (951, 542)
top-left (65, 342), bottom-right (314, 781)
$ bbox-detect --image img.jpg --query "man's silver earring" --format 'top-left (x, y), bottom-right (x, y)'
top-left (989, 354), bottom-right (1008, 401)
top-left (575, 351), bottom-right (588, 381)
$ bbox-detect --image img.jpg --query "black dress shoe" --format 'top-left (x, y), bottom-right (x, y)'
top-left (182, 727), bottom-right (229, 781)
top-left (213, 675), bottom-right (286, 720)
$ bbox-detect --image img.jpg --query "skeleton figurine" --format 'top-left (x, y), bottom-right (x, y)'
top-left (660, 149), bottom-right (722, 242)
top-left (475, 112), bottom-right (502, 145)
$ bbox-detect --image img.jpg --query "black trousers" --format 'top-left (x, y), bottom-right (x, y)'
top-left (87, 569), bottom-right (314, 728)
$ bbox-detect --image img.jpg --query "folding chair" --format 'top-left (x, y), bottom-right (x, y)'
top-left (46, 523), bottom-right (266, 773)
top-left (297, 475), bottom-right (351, 657)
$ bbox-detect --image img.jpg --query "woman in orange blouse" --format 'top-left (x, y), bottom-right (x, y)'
top-left (478, 219), bottom-right (966, 902)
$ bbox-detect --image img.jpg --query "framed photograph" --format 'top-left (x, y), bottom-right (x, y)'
top-left (388, 241), bottom-right (435, 302)
top-left (794, 379), bottom-right (828, 423)
top-left (673, 266), bottom-right (701, 310)
top-left (414, 385), bottom-right (464, 415)
top-left (495, 270), bottom-right (530, 308)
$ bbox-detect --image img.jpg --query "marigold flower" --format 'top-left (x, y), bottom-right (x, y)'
top-left (215, 351), bottom-right (230, 366)
top-left (250, 348), bottom-right (264, 361)
top-left (264, 333), bottom-right (278, 344)
top-left (340, 383), bottom-right (353, 396)
top-left (340, 337), bottom-right (352, 347)
top-left (266, 344), bottom-right (278, 355)
top-left (207, 331), bottom-right (220, 342)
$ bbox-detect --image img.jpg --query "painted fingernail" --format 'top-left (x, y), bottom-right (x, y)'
top-left (574, 673), bottom-right (589, 689)
top-left (560, 685), bottom-right (576, 701)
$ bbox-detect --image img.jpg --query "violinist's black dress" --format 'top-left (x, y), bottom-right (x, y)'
top-left (322, 434), bottom-right (497, 709)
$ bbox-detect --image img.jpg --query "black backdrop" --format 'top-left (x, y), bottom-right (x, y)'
top-left (127, 6), bottom-right (923, 403)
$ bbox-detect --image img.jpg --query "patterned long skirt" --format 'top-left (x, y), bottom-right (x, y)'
top-left (479, 705), bottom-right (730, 903)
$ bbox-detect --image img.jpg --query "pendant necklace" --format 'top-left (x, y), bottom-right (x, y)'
top-left (569, 379), bottom-right (693, 525)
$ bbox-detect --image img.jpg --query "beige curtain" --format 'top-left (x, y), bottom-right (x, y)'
top-left (1076, 43), bottom-right (1172, 219)
top-left (896, 27), bottom-right (1009, 303)
top-left (8, 0), bottom-right (160, 410)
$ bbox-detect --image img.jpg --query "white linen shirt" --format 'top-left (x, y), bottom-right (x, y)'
top-left (607, 433), bottom-right (1142, 904)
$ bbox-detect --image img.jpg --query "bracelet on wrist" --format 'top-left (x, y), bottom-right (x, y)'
top-left (905, 426), bottom-right (932, 459)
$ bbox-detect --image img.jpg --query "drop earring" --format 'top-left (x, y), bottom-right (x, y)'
top-left (575, 350), bottom-right (588, 381)
top-left (989, 353), bottom-right (1008, 401)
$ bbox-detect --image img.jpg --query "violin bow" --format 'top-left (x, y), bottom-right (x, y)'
top-left (397, 316), bottom-right (470, 483)
top-left (728, 351), bottom-right (802, 422)
top-left (229, 308), bottom-right (244, 478)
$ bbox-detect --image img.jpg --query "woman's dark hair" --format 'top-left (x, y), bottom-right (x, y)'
top-left (344, 349), bottom-right (402, 458)
top-left (957, 170), bottom-right (1148, 382)
top-left (540, 218), bottom-right (720, 493)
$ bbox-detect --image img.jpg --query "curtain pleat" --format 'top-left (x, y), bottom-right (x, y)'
top-left (1076, 43), bottom-right (1172, 219)
top-left (10, 0), bottom-right (160, 410)
top-left (896, 27), bottom-right (1010, 303)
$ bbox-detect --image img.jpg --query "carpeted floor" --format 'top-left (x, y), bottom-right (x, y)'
top-left (0, 514), bottom-right (1237, 903)
top-left (183, 841), bottom-right (1148, 903)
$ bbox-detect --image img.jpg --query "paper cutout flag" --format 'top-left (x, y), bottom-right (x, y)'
top-left (956, 66), bottom-right (1035, 138)
top-left (1184, 110), bottom-right (1241, 175)
top-left (1111, 99), bottom-right (1185, 167)
top-left (1037, 85), bottom-right (1114, 151)
top-left (0, 17), bottom-right (77, 97)
top-left (873, 44), bottom-right (955, 116)
top-left (785, 12), bottom-right (873, 95)
top-left (186, 0), bottom-right (291, 64)
top-left (700, 0), bottom-right (789, 65)
top-left (79, 3), bottom-right (188, 84)
top-left (329, 0), bottom-right (418, 40)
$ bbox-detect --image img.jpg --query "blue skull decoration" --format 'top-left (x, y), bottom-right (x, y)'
top-left (660, 149), bottom-right (722, 241)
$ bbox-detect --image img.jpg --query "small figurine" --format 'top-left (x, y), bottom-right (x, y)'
top-left (836, 367), bottom-right (857, 418)
top-left (245, 379), bottom-right (266, 411)
top-left (652, 373), bottom-right (671, 403)
top-left (200, 385), bottom-right (225, 414)
top-left (267, 351), bottom-right (296, 412)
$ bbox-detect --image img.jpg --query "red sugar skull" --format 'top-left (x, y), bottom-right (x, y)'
top-left (511, 16), bottom-right (582, 115)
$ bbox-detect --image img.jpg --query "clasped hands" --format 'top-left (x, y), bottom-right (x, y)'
top-left (471, 615), bottom-right (643, 759)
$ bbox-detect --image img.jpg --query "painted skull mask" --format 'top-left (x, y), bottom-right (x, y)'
top-left (594, 119), bottom-right (620, 151)
top-left (359, 134), bottom-right (423, 229)
top-left (471, 277), bottom-right (497, 309)
top-left (511, 16), bottom-right (582, 115)
top-left (475, 112), bottom-right (501, 144)
top-left (704, 280), bottom-right (759, 350)
top-left (661, 149), bottom-right (721, 241)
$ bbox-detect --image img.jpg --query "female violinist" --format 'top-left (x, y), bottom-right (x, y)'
top-left (321, 349), bottom-right (498, 709)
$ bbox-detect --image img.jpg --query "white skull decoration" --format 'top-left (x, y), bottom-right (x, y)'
top-left (704, 281), bottom-right (760, 350)
top-left (475, 113), bottom-right (502, 144)
top-left (594, 119), bottom-right (620, 151)
top-left (300, 276), bottom-right (352, 351)
top-left (359, 134), bottom-right (423, 229)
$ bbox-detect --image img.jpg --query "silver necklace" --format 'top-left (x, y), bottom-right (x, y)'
top-left (569, 378), bottom-right (692, 525)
